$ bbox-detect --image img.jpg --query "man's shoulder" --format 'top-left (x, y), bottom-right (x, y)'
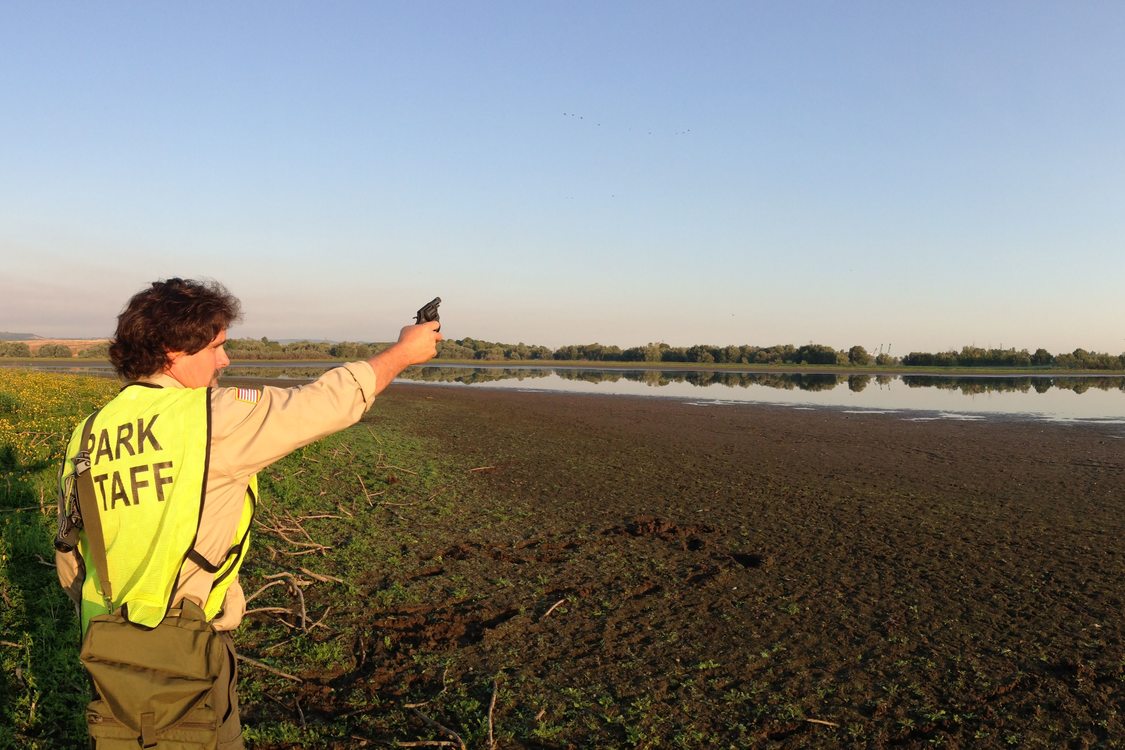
top-left (211, 385), bottom-right (264, 411)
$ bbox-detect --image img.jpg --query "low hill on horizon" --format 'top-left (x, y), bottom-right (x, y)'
top-left (0, 332), bottom-right (43, 340)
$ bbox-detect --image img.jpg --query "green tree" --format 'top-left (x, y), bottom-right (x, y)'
top-left (686, 345), bottom-right (716, 364)
top-left (0, 341), bottom-right (32, 357)
top-left (37, 343), bottom-right (74, 358)
top-left (646, 343), bottom-right (666, 362)
top-left (437, 341), bottom-right (475, 360)
top-left (848, 345), bottom-right (872, 366)
top-left (78, 342), bottom-right (110, 358)
top-left (796, 344), bottom-right (839, 366)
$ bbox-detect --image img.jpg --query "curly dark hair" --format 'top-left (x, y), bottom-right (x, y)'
top-left (109, 278), bottom-right (242, 380)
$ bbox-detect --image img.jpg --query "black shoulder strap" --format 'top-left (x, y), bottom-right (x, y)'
top-left (74, 411), bottom-right (113, 604)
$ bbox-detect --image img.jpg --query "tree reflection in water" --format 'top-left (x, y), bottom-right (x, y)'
top-left (223, 365), bottom-right (1125, 397)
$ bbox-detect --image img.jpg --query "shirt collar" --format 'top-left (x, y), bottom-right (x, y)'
top-left (136, 372), bottom-right (186, 389)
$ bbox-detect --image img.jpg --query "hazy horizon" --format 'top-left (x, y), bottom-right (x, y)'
top-left (3, 328), bottom-right (1122, 358)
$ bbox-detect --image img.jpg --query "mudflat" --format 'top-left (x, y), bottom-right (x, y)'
top-left (248, 382), bottom-right (1125, 748)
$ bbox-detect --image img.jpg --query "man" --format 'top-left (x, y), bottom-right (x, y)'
top-left (56, 277), bottom-right (441, 748)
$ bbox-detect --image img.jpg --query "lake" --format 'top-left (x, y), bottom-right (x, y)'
top-left (406, 366), bottom-right (1125, 424)
top-left (7, 361), bottom-right (1125, 424)
top-left (239, 363), bottom-right (1125, 424)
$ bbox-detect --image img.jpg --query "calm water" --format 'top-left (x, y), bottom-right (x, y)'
top-left (396, 367), bottom-right (1125, 425)
top-left (8, 361), bottom-right (1125, 425)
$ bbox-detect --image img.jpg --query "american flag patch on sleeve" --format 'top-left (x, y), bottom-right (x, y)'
top-left (235, 387), bottom-right (261, 404)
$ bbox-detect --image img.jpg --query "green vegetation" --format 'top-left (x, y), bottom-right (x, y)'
top-left (8, 334), bottom-right (1125, 371)
top-left (227, 337), bottom-right (1125, 371)
top-left (0, 342), bottom-right (32, 357)
top-left (0, 370), bottom-right (120, 749)
top-left (0, 369), bottom-right (496, 748)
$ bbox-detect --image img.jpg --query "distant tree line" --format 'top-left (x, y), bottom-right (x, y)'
top-left (900, 346), bottom-right (1125, 371)
top-left (222, 337), bottom-right (394, 360)
top-left (6, 337), bottom-right (1124, 371)
top-left (0, 341), bottom-right (109, 358)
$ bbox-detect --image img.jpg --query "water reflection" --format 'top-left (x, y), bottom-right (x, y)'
top-left (396, 368), bottom-right (1125, 422)
top-left (395, 367), bottom-right (1124, 397)
top-left (9, 361), bottom-right (1123, 421)
top-left (220, 364), bottom-right (1125, 398)
top-left (899, 375), bottom-right (1125, 395)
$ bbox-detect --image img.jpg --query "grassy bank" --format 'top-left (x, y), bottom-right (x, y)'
top-left (0, 370), bottom-right (511, 748)
top-left (0, 370), bottom-right (119, 748)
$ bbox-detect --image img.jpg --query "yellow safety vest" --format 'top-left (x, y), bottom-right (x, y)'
top-left (62, 383), bottom-right (256, 632)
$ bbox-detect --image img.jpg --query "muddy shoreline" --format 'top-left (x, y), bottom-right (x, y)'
top-left (320, 383), bottom-right (1121, 747)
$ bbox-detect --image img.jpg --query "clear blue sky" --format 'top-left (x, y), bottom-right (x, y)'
top-left (3, 1), bottom-right (1123, 354)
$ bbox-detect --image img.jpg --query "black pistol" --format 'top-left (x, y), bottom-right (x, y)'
top-left (415, 297), bottom-right (441, 331)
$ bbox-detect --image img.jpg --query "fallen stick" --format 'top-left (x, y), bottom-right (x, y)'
top-left (236, 654), bottom-right (302, 682)
top-left (268, 572), bottom-right (308, 629)
top-left (412, 710), bottom-right (467, 750)
top-left (404, 665), bottom-right (451, 708)
top-left (542, 599), bottom-right (567, 619)
top-left (245, 579), bottom-right (287, 604)
top-left (468, 466), bottom-right (496, 473)
top-left (488, 677), bottom-right (500, 750)
top-left (356, 474), bottom-right (386, 506)
top-left (307, 606), bottom-right (333, 631)
top-left (805, 718), bottom-right (840, 728)
top-left (244, 606), bottom-right (292, 617)
top-left (280, 547), bottom-right (328, 557)
top-left (299, 567), bottom-right (345, 584)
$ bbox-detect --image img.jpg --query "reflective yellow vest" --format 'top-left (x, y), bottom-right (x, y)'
top-left (62, 383), bottom-right (256, 632)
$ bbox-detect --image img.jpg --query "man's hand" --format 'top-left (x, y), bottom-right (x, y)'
top-left (396, 321), bottom-right (443, 366)
top-left (366, 321), bottom-right (443, 396)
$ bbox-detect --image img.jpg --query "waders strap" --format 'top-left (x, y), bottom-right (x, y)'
top-left (74, 411), bottom-right (114, 603)
top-left (140, 711), bottom-right (157, 748)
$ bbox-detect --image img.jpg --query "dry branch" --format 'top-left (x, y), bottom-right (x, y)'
top-left (412, 710), bottom-right (467, 750)
top-left (542, 599), bottom-right (567, 619)
top-left (263, 572), bottom-right (309, 629)
top-left (805, 718), bottom-right (840, 728)
top-left (244, 606), bottom-right (293, 617)
top-left (299, 566), bottom-right (345, 583)
top-left (488, 677), bottom-right (500, 750)
top-left (245, 579), bottom-right (288, 604)
top-left (236, 653), bottom-right (302, 682)
top-left (404, 665), bottom-right (451, 708)
top-left (356, 473), bottom-right (387, 506)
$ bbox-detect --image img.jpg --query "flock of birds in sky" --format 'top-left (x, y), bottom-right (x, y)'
top-left (557, 111), bottom-right (694, 201)
top-left (562, 112), bottom-right (692, 137)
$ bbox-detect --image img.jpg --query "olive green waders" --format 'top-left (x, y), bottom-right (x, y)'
top-left (81, 601), bottom-right (243, 749)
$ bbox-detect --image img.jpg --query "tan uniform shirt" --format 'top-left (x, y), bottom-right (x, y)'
top-left (56, 361), bottom-right (379, 630)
